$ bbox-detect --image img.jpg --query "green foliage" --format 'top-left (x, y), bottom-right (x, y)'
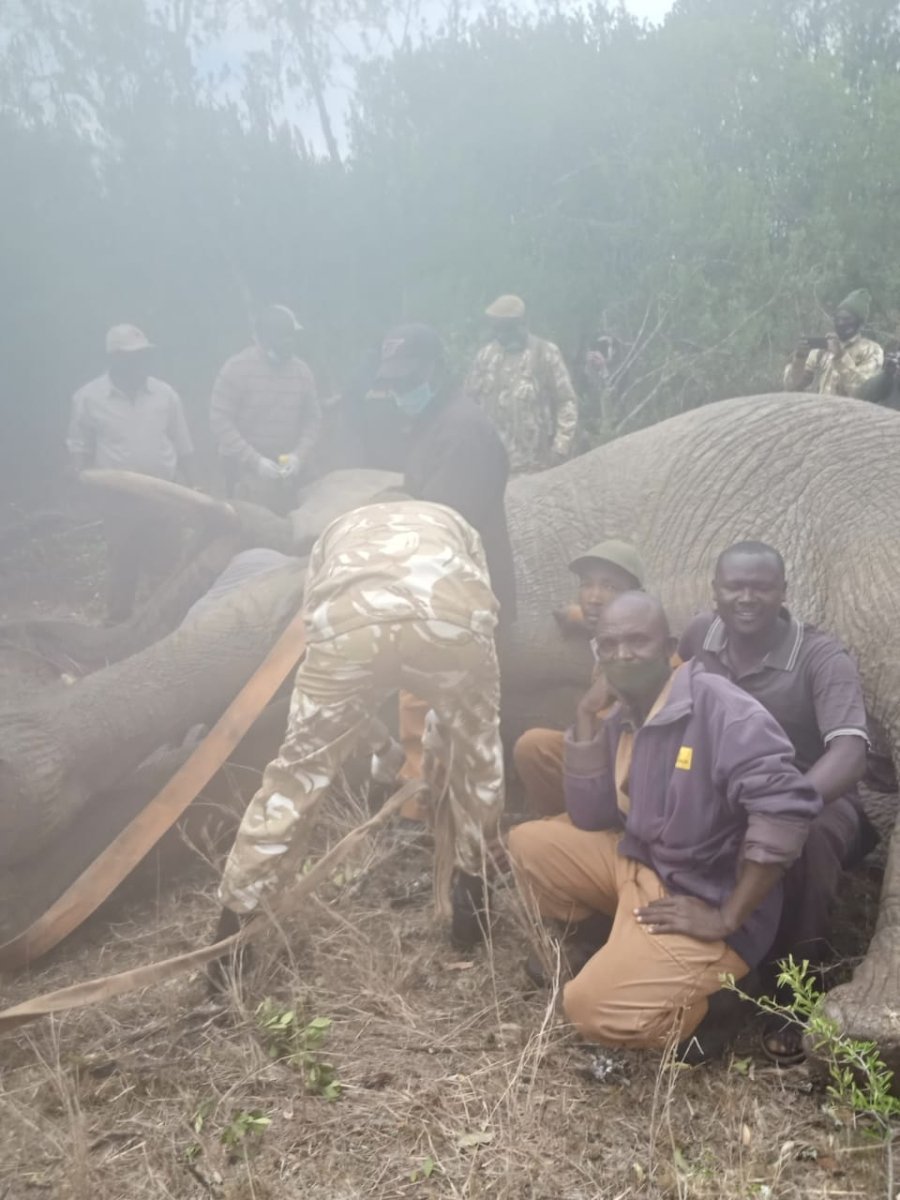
top-left (184, 1100), bottom-right (271, 1164)
top-left (3, 0), bottom-right (900, 496)
top-left (729, 958), bottom-right (900, 1128)
top-left (410, 1154), bottom-right (438, 1183)
top-left (255, 999), bottom-right (343, 1101)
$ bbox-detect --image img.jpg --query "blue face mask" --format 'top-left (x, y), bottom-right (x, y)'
top-left (393, 381), bottom-right (434, 416)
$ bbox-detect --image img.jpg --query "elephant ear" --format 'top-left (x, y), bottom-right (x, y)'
top-left (79, 470), bottom-right (238, 530)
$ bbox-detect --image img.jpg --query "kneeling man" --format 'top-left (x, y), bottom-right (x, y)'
top-left (215, 498), bottom-right (503, 952)
top-left (509, 592), bottom-right (821, 1050)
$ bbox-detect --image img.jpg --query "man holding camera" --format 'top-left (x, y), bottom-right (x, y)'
top-left (783, 289), bottom-right (883, 397)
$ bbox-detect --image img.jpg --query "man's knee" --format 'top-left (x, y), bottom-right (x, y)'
top-left (507, 819), bottom-right (547, 875)
top-left (563, 971), bottom-right (701, 1050)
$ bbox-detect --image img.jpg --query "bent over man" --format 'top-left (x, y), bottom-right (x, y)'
top-left (679, 540), bottom-right (875, 1063)
top-left (215, 499), bottom-right (503, 952)
top-left (509, 592), bottom-right (820, 1051)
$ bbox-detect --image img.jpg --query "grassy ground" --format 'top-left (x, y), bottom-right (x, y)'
top-left (0, 519), bottom-right (893, 1199)
top-left (0, 803), bottom-right (891, 1200)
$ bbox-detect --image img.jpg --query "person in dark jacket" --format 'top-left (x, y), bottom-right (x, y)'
top-left (365, 322), bottom-right (517, 818)
top-left (509, 591), bottom-right (821, 1053)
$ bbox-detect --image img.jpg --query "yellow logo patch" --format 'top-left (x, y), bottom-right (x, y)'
top-left (676, 746), bottom-right (693, 771)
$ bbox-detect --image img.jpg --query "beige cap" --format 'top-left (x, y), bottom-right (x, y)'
top-left (105, 324), bottom-right (152, 354)
top-left (568, 539), bottom-right (646, 588)
top-left (485, 294), bottom-right (526, 320)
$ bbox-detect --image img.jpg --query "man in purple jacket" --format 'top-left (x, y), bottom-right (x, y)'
top-left (508, 591), bottom-right (822, 1052)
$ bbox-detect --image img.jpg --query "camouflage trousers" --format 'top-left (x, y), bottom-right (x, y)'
top-left (218, 617), bottom-right (504, 915)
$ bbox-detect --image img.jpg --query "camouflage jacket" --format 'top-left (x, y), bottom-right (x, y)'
top-left (782, 334), bottom-right (883, 397)
top-left (465, 334), bottom-right (579, 472)
top-left (303, 501), bottom-right (498, 643)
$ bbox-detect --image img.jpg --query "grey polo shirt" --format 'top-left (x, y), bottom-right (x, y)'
top-left (67, 373), bottom-right (194, 480)
top-left (678, 610), bottom-right (869, 774)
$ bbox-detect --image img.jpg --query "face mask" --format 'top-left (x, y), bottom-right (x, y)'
top-left (393, 381), bottom-right (434, 416)
top-left (603, 656), bottom-right (671, 709)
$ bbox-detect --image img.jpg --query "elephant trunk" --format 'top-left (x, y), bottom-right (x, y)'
top-left (0, 562), bottom-right (306, 865)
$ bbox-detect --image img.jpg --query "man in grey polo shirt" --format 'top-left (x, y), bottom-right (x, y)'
top-left (67, 324), bottom-right (195, 621)
top-left (679, 540), bottom-right (877, 1063)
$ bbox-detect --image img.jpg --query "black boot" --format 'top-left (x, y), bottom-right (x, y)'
top-left (450, 871), bottom-right (489, 952)
top-left (206, 907), bottom-right (251, 996)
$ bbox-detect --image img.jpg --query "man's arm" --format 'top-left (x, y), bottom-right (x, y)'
top-left (805, 641), bottom-right (869, 801)
top-left (637, 700), bottom-right (821, 940)
top-left (836, 339), bottom-right (884, 395)
top-left (545, 343), bottom-right (579, 460)
top-left (209, 360), bottom-right (260, 469)
top-left (783, 345), bottom-right (816, 392)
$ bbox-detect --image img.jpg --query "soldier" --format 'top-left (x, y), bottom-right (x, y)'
top-left (465, 295), bottom-right (579, 472)
top-left (211, 498), bottom-right (504, 962)
top-left (783, 289), bottom-right (883, 397)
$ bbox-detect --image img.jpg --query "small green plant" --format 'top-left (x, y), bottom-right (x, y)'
top-left (410, 1155), bottom-right (438, 1183)
top-left (184, 1101), bottom-right (271, 1164)
top-left (256, 999), bottom-right (343, 1101)
top-left (727, 958), bottom-right (900, 1197)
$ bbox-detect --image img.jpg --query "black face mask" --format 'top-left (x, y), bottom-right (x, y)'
top-left (603, 656), bottom-right (671, 709)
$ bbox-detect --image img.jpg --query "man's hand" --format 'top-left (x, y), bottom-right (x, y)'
top-left (635, 895), bottom-right (730, 941)
top-left (825, 333), bottom-right (842, 358)
top-left (574, 673), bottom-right (610, 742)
top-left (256, 456), bottom-right (282, 480)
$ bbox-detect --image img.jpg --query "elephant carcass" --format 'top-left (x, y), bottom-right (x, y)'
top-left (6, 393), bottom-right (900, 1062)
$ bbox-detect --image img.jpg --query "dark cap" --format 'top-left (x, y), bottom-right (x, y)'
top-left (375, 323), bottom-right (445, 382)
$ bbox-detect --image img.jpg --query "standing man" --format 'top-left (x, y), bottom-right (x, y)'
top-left (67, 323), bottom-right (195, 622)
top-left (509, 591), bottom-right (821, 1053)
top-left (210, 304), bottom-right (321, 513)
top-left (465, 295), bottom-right (579, 473)
top-left (366, 323), bottom-right (516, 817)
top-left (783, 289), bottom-right (883, 396)
top-left (213, 499), bottom-right (503, 954)
top-left (514, 540), bottom-right (647, 816)
top-left (678, 541), bottom-right (875, 1063)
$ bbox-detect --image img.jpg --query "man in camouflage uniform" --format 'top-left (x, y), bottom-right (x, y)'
top-left (214, 498), bottom-right (503, 952)
top-left (465, 294), bottom-right (579, 472)
top-left (783, 288), bottom-right (883, 397)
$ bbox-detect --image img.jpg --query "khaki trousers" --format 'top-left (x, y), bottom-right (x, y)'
top-left (508, 816), bottom-right (748, 1048)
top-left (512, 728), bottom-right (566, 817)
top-left (219, 618), bottom-right (503, 914)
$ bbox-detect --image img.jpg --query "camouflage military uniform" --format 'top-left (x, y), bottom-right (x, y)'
top-left (783, 334), bottom-right (883, 396)
top-left (465, 334), bottom-right (579, 472)
top-left (218, 500), bottom-right (503, 915)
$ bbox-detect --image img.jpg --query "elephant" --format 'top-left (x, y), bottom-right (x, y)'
top-left (2, 392), bottom-right (900, 1062)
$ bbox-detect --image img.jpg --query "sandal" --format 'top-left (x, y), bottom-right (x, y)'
top-left (761, 1018), bottom-right (806, 1066)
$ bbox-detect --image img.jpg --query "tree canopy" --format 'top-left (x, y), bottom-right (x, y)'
top-left (2, 0), bottom-right (899, 496)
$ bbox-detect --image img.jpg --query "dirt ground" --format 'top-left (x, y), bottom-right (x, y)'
top-left (0, 519), bottom-right (894, 1200)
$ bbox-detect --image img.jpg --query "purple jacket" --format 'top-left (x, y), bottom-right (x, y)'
top-left (564, 661), bottom-right (822, 965)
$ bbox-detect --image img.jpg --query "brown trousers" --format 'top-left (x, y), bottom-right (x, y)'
top-left (509, 816), bottom-right (748, 1049)
top-left (513, 728), bottom-right (566, 817)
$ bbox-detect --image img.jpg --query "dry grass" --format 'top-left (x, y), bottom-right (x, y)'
top-left (0, 794), bottom-right (890, 1200)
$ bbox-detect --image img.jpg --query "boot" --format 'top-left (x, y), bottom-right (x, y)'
top-left (206, 906), bottom-right (252, 996)
top-left (450, 871), bottom-right (489, 951)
